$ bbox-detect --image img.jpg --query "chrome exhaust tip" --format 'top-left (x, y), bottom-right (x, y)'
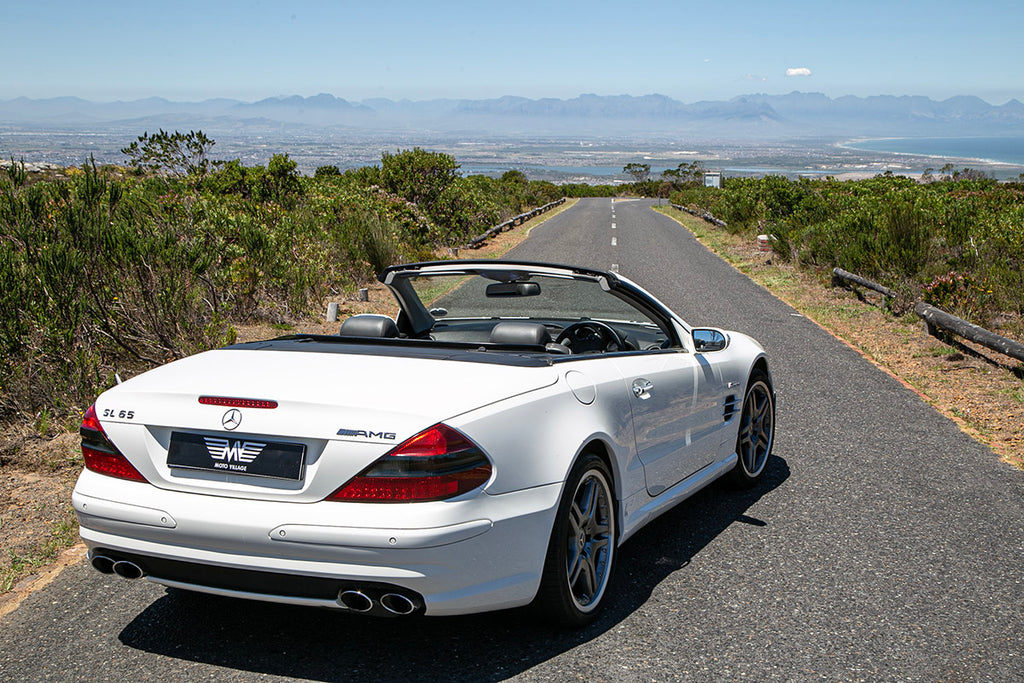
top-left (90, 554), bottom-right (116, 574)
top-left (380, 593), bottom-right (416, 616)
top-left (337, 590), bottom-right (373, 613)
top-left (112, 560), bottom-right (145, 580)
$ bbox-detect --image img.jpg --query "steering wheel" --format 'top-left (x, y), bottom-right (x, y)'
top-left (555, 320), bottom-right (627, 354)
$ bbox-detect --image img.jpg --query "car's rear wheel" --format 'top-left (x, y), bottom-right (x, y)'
top-left (535, 453), bottom-right (616, 626)
top-left (729, 368), bottom-right (774, 487)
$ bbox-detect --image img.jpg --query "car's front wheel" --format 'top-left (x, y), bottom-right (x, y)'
top-left (534, 453), bottom-right (616, 626)
top-left (729, 368), bottom-right (775, 487)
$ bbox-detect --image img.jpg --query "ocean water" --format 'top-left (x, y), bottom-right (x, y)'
top-left (843, 136), bottom-right (1024, 166)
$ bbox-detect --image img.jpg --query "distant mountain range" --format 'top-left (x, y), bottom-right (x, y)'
top-left (1, 92), bottom-right (1022, 139)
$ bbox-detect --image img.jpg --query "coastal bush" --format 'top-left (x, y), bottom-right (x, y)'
top-left (121, 129), bottom-right (215, 178)
top-left (0, 160), bottom-right (230, 420)
top-left (315, 164), bottom-right (341, 177)
top-left (0, 141), bottom-right (577, 425)
top-left (670, 173), bottom-right (1024, 332)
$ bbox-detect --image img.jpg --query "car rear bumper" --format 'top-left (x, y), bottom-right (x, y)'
top-left (73, 470), bottom-right (561, 616)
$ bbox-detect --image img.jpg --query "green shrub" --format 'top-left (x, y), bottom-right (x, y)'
top-left (0, 144), bottom-right (573, 424)
top-left (669, 172), bottom-right (1024, 332)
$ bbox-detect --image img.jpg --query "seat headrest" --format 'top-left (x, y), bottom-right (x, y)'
top-left (339, 315), bottom-right (399, 338)
top-left (489, 322), bottom-right (551, 346)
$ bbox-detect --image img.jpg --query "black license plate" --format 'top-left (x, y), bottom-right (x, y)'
top-left (167, 431), bottom-right (305, 480)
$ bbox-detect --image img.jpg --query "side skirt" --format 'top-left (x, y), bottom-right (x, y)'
top-left (618, 453), bottom-right (737, 545)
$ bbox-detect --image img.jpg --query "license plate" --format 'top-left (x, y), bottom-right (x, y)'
top-left (167, 431), bottom-right (305, 480)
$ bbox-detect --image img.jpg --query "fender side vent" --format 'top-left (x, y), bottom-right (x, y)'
top-left (723, 395), bottom-right (739, 422)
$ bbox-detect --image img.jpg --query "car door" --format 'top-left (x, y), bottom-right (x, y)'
top-left (614, 349), bottom-right (721, 496)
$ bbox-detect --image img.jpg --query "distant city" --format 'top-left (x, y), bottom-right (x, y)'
top-left (2, 92), bottom-right (1023, 181)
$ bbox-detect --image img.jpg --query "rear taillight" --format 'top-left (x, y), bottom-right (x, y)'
top-left (80, 404), bottom-right (147, 482)
top-left (326, 424), bottom-right (491, 502)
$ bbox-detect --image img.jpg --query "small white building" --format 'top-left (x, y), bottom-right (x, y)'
top-left (703, 172), bottom-right (722, 188)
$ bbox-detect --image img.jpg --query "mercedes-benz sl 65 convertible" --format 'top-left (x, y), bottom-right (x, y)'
top-left (74, 260), bottom-right (775, 625)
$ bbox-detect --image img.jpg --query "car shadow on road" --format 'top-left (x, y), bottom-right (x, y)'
top-left (118, 454), bottom-right (790, 681)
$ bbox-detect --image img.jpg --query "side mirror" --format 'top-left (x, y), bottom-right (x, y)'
top-left (692, 328), bottom-right (729, 353)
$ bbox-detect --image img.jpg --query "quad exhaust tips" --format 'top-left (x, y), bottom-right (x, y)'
top-left (88, 551), bottom-right (418, 614)
top-left (90, 553), bottom-right (146, 580)
top-left (337, 587), bottom-right (422, 616)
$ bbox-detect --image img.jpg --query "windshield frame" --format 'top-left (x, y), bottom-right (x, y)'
top-left (379, 260), bottom-right (685, 348)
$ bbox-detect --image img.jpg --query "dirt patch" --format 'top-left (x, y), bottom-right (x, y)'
top-left (0, 429), bottom-right (81, 607)
top-left (659, 206), bottom-right (1024, 468)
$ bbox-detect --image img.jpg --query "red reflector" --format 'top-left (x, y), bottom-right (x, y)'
top-left (333, 476), bottom-right (460, 502)
top-left (82, 446), bottom-right (148, 482)
top-left (199, 396), bottom-right (278, 409)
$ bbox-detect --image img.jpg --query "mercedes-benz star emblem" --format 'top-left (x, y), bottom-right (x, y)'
top-left (221, 408), bottom-right (242, 431)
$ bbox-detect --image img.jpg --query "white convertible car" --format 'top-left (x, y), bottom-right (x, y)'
top-left (74, 260), bottom-right (775, 625)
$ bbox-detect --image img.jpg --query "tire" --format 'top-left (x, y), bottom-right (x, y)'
top-left (729, 368), bottom-right (775, 488)
top-left (534, 453), bottom-right (616, 626)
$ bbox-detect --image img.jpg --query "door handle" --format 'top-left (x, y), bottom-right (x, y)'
top-left (632, 378), bottom-right (654, 399)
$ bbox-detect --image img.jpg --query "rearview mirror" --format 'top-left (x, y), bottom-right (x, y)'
top-left (692, 328), bottom-right (729, 353)
top-left (485, 282), bottom-right (541, 297)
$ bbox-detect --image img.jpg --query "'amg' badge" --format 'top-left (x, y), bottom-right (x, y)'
top-left (337, 428), bottom-right (397, 440)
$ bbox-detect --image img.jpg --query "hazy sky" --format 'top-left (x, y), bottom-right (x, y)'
top-left (3, 0), bottom-right (1021, 104)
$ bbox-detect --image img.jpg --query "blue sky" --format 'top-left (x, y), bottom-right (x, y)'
top-left (3, 0), bottom-right (1021, 104)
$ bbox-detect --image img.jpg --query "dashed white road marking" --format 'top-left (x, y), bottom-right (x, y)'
top-left (611, 222), bottom-right (617, 229)
top-left (611, 236), bottom-right (618, 246)
top-left (610, 263), bottom-right (620, 272)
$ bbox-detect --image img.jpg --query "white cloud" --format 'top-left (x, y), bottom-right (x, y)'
top-left (744, 73), bottom-right (767, 82)
top-left (786, 67), bottom-right (812, 77)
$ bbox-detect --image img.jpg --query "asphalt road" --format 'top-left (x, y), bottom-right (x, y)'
top-left (2, 198), bottom-right (1022, 681)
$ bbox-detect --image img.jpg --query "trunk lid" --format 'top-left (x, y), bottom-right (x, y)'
top-left (95, 346), bottom-right (558, 501)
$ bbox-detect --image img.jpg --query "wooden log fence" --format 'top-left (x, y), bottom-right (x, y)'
top-left (832, 267), bottom-right (1024, 363)
top-left (915, 302), bottom-right (1024, 363)
top-left (670, 203), bottom-right (727, 228)
top-left (465, 198), bottom-right (565, 248)
top-left (831, 268), bottom-right (897, 300)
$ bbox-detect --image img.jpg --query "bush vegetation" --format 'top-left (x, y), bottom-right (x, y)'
top-left (670, 172), bottom-right (1024, 333)
top-left (0, 139), bottom-right (574, 427)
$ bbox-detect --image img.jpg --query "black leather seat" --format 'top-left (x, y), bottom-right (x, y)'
top-left (339, 315), bottom-right (399, 338)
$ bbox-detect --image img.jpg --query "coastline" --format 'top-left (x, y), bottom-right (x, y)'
top-left (5, 130), bottom-right (1024, 182)
top-left (837, 135), bottom-right (1024, 168)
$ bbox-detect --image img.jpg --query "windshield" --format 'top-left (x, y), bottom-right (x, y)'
top-left (410, 272), bottom-right (660, 326)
